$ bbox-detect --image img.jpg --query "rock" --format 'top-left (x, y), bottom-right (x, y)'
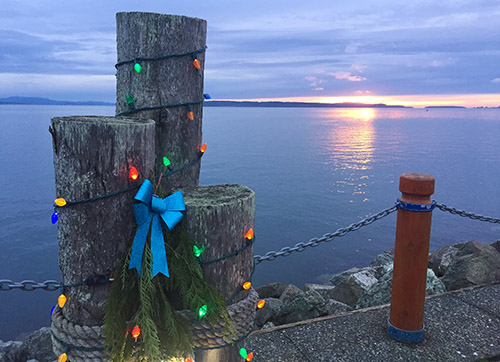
top-left (255, 282), bottom-right (286, 299)
top-left (369, 249), bottom-right (394, 278)
top-left (329, 267), bottom-right (378, 307)
top-left (490, 240), bottom-right (500, 254)
top-left (356, 265), bottom-right (446, 309)
top-left (440, 241), bottom-right (500, 290)
top-left (18, 327), bottom-right (55, 362)
top-left (355, 267), bottom-right (394, 309)
top-left (314, 273), bottom-right (337, 285)
top-left (428, 244), bottom-right (463, 277)
top-left (274, 290), bottom-right (327, 325)
top-left (262, 321), bottom-right (275, 329)
top-left (324, 299), bottom-right (353, 315)
top-left (330, 267), bottom-right (360, 286)
top-left (304, 283), bottom-right (336, 300)
top-left (255, 298), bottom-right (283, 327)
top-left (279, 284), bottom-right (303, 302)
top-left (0, 340), bottom-right (23, 362)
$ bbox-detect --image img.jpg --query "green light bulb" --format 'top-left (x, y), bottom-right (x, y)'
top-left (198, 305), bottom-right (208, 318)
top-left (126, 93), bottom-right (134, 105)
top-left (193, 245), bottom-right (204, 258)
top-left (134, 63), bottom-right (141, 73)
top-left (163, 157), bottom-right (171, 167)
top-left (239, 348), bottom-right (248, 359)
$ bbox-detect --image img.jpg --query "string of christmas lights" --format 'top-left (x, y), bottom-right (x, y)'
top-left (51, 144), bottom-right (207, 224)
top-left (114, 46), bottom-right (207, 69)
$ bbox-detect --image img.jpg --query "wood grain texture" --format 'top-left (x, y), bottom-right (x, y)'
top-left (116, 12), bottom-right (207, 193)
top-left (51, 116), bottom-right (155, 326)
top-left (182, 185), bottom-right (256, 362)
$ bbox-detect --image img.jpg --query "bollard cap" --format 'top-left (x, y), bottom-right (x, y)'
top-left (399, 173), bottom-right (435, 196)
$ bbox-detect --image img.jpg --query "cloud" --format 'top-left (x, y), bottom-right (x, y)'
top-left (350, 64), bottom-right (367, 73)
top-left (490, 78), bottom-right (500, 84)
top-left (328, 72), bottom-right (366, 82)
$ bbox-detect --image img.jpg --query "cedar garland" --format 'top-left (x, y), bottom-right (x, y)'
top-left (104, 186), bottom-right (234, 361)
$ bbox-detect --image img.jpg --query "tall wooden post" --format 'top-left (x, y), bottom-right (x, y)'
top-left (388, 173), bottom-right (435, 343)
top-left (50, 116), bottom-right (155, 325)
top-left (115, 12), bottom-right (207, 194)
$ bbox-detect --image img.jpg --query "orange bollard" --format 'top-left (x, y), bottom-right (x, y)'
top-left (388, 173), bottom-right (435, 343)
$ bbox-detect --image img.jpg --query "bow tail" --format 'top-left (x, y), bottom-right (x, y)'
top-left (128, 214), bottom-right (153, 276)
top-left (150, 214), bottom-right (170, 278)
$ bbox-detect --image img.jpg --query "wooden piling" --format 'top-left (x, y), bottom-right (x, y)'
top-left (183, 185), bottom-right (256, 362)
top-left (388, 173), bottom-right (435, 343)
top-left (115, 12), bottom-right (207, 193)
top-left (50, 116), bottom-right (155, 326)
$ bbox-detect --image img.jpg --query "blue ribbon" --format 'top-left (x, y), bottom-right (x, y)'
top-left (129, 179), bottom-right (186, 278)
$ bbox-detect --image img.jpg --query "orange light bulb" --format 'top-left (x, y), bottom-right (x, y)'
top-left (200, 143), bottom-right (207, 153)
top-left (58, 294), bottom-right (67, 308)
top-left (184, 358), bottom-right (194, 362)
top-left (54, 198), bottom-right (67, 207)
top-left (187, 110), bottom-right (194, 120)
top-left (246, 352), bottom-right (254, 361)
top-left (243, 281), bottom-right (252, 290)
top-left (257, 299), bottom-right (265, 309)
top-left (129, 166), bottom-right (139, 181)
top-left (58, 352), bottom-right (67, 362)
top-left (245, 228), bottom-right (254, 240)
top-left (132, 325), bottom-right (141, 340)
top-left (193, 58), bottom-right (201, 70)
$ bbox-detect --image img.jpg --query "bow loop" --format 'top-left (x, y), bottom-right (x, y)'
top-left (128, 180), bottom-right (186, 278)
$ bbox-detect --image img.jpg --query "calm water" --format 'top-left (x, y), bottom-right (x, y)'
top-left (1, 105), bottom-right (499, 340)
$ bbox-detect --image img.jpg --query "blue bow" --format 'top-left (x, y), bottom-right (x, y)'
top-left (128, 179), bottom-right (186, 278)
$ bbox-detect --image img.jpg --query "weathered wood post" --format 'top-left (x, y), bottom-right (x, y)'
top-left (183, 185), bottom-right (256, 362)
top-left (115, 12), bottom-right (256, 361)
top-left (116, 12), bottom-right (206, 193)
top-left (388, 173), bottom-right (435, 343)
top-left (50, 116), bottom-right (155, 358)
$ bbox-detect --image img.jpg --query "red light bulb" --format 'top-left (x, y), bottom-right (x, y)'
top-left (129, 166), bottom-right (139, 181)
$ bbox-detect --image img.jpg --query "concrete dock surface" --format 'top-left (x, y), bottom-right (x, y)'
top-left (246, 283), bottom-right (500, 361)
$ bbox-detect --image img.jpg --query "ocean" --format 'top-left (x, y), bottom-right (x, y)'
top-left (1, 105), bottom-right (499, 340)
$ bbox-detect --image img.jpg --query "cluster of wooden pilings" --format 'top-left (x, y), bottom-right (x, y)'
top-left (50, 11), bottom-right (439, 362)
top-left (51, 12), bottom-right (253, 361)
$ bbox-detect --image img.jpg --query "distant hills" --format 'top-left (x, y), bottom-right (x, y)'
top-left (204, 100), bottom-right (411, 108)
top-left (0, 96), bottom-right (114, 106)
top-left (2, 96), bottom-right (497, 109)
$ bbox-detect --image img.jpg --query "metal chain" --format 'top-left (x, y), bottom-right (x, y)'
top-left (253, 205), bottom-right (398, 264)
top-left (435, 203), bottom-right (500, 224)
top-left (4, 202), bottom-right (498, 285)
top-left (0, 279), bottom-right (62, 291)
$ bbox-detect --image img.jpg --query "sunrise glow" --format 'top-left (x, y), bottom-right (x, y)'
top-left (221, 94), bottom-right (500, 108)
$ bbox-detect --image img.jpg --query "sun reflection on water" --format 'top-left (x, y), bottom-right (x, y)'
top-left (320, 108), bottom-right (377, 202)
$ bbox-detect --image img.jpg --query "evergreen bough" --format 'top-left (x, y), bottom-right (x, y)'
top-left (104, 185), bottom-right (234, 361)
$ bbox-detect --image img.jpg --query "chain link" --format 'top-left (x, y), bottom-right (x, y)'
top-left (0, 279), bottom-right (62, 291)
top-left (254, 205), bottom-right (398, 264)
top-left (3, 202), bottom-right (498, 285)
top-left (435, 203), bottom-right (500, 224)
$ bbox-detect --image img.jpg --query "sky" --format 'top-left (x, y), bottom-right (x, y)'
top-left (1, 0), bottom-right (500, 107)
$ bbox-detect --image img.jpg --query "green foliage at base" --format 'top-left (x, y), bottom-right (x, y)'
top-left (104, 227), bottom-right (234, 361)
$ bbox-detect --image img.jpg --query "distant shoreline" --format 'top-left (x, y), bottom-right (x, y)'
top-left (2, 96), bottom-right (496, 109)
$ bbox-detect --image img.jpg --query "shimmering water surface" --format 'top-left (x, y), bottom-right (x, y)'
top-left (1, 105), bottom-right (499, 340)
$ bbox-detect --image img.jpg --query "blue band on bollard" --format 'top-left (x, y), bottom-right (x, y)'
top-left (387, 319), bottom-right (424, 343)
top-left (396, 200), bottom-right (436, 212)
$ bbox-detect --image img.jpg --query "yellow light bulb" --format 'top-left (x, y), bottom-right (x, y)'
top-left (58, 294), bottom-right (67, 308)
top-left (55, 198), bottom-right (67, 207)
top-left (58, 352), bottom-right (67, 362)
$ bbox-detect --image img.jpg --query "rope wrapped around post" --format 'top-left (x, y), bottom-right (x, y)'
top-left (51, 288), bottom-right (258, 361)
